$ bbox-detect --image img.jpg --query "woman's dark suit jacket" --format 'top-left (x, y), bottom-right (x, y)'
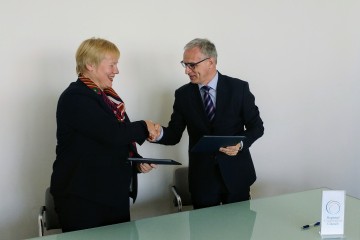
top-left (158, 72), bottom-right (264, 195)
top-left (50, 79), bottom-right (149, 208)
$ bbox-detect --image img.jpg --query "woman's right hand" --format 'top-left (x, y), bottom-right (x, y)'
top-left (144, 120), bottom-right (161, 141)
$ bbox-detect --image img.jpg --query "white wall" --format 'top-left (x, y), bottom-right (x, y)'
top-left (1, 1), bottom-right (359, 239)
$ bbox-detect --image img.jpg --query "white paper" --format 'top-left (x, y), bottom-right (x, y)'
top-left (320, 190), bottom-right (345, 238)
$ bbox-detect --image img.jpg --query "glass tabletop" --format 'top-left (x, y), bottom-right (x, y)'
top-left (28, 188), bottom-right (360, 240)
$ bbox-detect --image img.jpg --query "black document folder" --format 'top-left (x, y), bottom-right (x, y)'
top-left (191, 135), bottom-right (246, 153)
top-left (128, 157), bottom-right (182, 165)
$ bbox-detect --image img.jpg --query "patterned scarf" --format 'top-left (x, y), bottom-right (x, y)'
top-left (79, 75), bottom-right (126, 122)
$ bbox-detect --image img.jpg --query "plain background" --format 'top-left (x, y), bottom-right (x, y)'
top-left (1, 1), bottom-right (359, 239)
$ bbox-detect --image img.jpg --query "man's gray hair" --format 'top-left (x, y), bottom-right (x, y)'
top-left (184, 38), bottom-right (217, 63)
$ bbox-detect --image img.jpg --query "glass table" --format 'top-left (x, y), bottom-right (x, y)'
top-left (28, 188), bottom-right (360, 240)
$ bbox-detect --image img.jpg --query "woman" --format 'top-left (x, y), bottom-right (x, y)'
top-left (50, 37), bottom-right (156, 232)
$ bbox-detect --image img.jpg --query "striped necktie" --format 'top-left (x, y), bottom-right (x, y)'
top-left (201, 86), bottom-right (215, 122)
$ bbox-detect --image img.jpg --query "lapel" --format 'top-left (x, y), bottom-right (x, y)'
top-left (78, 79), bottom-right (115, 117)
top-left (213, 73), bottom-right (227, 124)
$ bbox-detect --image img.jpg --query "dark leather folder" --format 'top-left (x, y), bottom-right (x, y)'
top-left (128, 157), bottom-right (181, 165)
top-left (191, 135), bottom-right (246, 153)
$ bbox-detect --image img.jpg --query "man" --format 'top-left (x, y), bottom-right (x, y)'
top-left (155, 38), bottom-right (264, 209)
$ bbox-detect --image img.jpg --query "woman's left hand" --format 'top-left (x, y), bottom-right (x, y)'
top-left (138, 163), bottom-right (157, 173)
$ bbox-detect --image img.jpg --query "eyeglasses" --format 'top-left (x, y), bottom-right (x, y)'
top-left (180, 57), bottom-right (210, 70)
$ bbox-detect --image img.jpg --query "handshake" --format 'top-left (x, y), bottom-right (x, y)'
top-left (144, 120), bottom-right (162, 142)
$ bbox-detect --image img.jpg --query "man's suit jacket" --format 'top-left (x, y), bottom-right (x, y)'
top-left (50, 79), bottom-right (148, 208)
top-left (159, 72), bottom-right (264, 195)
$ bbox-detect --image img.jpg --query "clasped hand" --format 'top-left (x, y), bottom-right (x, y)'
top-left (144, 120), bottom-right (161, 142)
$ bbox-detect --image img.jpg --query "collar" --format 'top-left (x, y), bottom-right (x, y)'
top-left (198, 71), bottom-right (219, 90)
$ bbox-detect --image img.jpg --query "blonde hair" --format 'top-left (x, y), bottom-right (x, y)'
top-left (75, 38), bottom-right (120, 75)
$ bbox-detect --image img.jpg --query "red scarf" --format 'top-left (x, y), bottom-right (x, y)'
top-left (79, 75), bottom-right (126, 122)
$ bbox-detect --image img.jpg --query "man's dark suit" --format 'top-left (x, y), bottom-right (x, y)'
top-left (50, 79), bottom-right (148, 229)
top-left (159, 72), bottom-right (264, 199)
